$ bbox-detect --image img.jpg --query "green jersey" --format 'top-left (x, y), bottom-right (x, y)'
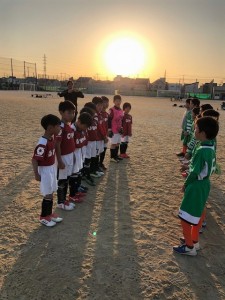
top-left (179, 140), bottom-right (216, 225)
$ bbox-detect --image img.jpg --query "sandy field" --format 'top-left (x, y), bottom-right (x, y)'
top-left (0, 91), bottom-right (225, 300)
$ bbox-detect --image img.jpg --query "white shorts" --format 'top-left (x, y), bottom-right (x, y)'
top-left (73, 148), bottom-right (83, 173)
top-left (58, 153), bottom-right (74, 180)
top-left (81, 145), bottom-right (87, 162)
top-left (86, 141), bottom-right (97, 158)
top-left (109, 133), bottom-right (121, 145)
top-left (38, 165), bottom-right (57, 196)
top-left (96, 140), bottom-right (104, 155)
top-left (121, 136), bottom-right (130, 143)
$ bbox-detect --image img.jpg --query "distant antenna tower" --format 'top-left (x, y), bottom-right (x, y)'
top-left (43, 54), bottom-right (47, 79)
top-left (164, 70), bottom-right (166, 81)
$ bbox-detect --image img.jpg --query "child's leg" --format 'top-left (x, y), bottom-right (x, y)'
top-left (100, 147), bottom-right (107, 165)
top-left (124, 142), bottom-right (128, 154)
top-left (181, 220), bottom-right (194, 248)
top-left (120, 142), bottom-right (126, 154)
top-left (69, 173), bottom-right (79, 197)
top-left (41, 194), bottom-right (53, 217)
top-left (110, 144), bottom-right (117, 158)
top-left (57, 179), bottom-right (68, 204)
top-left (192, 209), bottom-right (206, 243)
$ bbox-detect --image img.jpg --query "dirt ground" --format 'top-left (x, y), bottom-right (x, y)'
top-left (0, 91), bottom-right (225, 300)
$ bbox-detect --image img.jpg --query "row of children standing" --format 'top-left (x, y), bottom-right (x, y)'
top-left (32, 93), bottom-right (132, 227)
top-left (173, 97), bottom-right (220, 256)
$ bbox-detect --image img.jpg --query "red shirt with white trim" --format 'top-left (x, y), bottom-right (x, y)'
top-left (32, 136), bottom-right (56, 166)
top-left (96, 112), bottom-right (107, 141)
top-left (55, 122), bottom-right (75, 155)
top-left (87, 113), bottom-right (98, 141)
top-left (73, 124), bottom-right (88, 148)
top-left (122, 113), bottom-right (132, 136)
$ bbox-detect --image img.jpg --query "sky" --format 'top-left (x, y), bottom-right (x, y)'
top-left (0, 0), bottom-right (225, 83)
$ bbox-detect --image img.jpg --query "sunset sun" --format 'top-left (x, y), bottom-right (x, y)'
top-left (104, 37), bottom-right (146, 76)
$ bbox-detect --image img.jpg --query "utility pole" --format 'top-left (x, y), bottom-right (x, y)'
top-left (43, 54), bottom-right (47, 90)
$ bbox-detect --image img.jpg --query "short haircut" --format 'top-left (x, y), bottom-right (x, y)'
top-left (80, 107), bottom-right (94, 117)
top-left (41, 114), bottom-right (61, 130)
top-left (123, 102), bottom-right (131, 110)
top-left (84, 102), bottom-right (96, 111)
top-left (67, 80), bottom-right (73, 86)
top-left (202, 109), bottom-right (220, 119)
top-left (92, 96), bottom-right (103, 105)
top-left (192, 107), bottom-right (200, 116)
top-left (113, 94), bottom-right (122, 101)
top-left (78, 112), bottom-right (93, 127)
top-left (200, 103), bottom-right (213, 112)
top-left (101, 96), bottom-right (109, 102)
top-left (58, 100), bottom-right (76, 112)
top-left (191, 98), bottom-right (200, 107)
top-left (186, 98), bottom-right (192, 104)
top-left (196, 116), bottom-right (219, 140)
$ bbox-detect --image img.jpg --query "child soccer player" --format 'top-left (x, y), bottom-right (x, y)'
top-left (173, 116), bottom-right (219, 256)
top-left (69, 112), bottom-right (93, 203)
top-left (55, 101), bottom-right (76, 211)
top-left (99, 96), bottom-right (109, 170)
top-left (92, 96), bottom-right (107, 174)
top-left (120, 102), bottom-right (132, 158)
top-left (177, 98), bottom-right (191, 157)
top-left (108, 94), bottom-right (124, 162)
top-left (32, 114), bottom-right (63, 227)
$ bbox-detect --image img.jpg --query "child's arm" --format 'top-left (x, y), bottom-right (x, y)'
top-left (184, 151), bottom-right (203, 186)
top-left (55, 140), bottom-right (65, 169)
top-left (31, 158), bottom-right (41, 181)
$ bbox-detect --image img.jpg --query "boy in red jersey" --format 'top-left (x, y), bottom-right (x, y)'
top-left (92, 96), bottom-right (107, 174)
top-left (69, 112), bottom-right (93, 203)
top-left (55, 101), bottom-right (76, 211)
top-left (99, 96), bottom-right (109, 170)
top-left (108, 94), bottom-right (124, 162)
top-left (120, 102), bottom-right (132, 158)
top-left (32, 114), bottom-right (63, 227)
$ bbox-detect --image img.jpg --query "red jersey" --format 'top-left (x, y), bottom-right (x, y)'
top-left (73, 124), bottom-right (87, 148)
top-left (122, 113), bottom-right (132, 136)
top-left (96, 112), bottom-right (107, 141)
top-left (87, 113), bottom-right (98, 141)
top-left (101, 110), bottom-right (109, 134)
top-left (55, 122), bottom-right (75, 155)
top-left (32, 136), bottom-right (56, 166)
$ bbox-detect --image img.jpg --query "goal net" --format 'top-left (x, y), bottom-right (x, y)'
top-left (157, 90), bottom-right (180, 97)
top-left (19, 83), bottom-right (36, 91)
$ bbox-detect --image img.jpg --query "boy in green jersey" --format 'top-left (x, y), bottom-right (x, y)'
top-left (173, 116), bottom-right (219, 256)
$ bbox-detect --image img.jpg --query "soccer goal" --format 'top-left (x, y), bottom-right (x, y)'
top-left (157, 90), bottom-right (181, 98)
top-left (19, 83), bottom-right (36, 91)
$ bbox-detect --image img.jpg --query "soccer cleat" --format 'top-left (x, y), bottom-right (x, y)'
top-left (173, 244), bottom-right (197, 256)
top-left (75, 192), bottom-right (86, 197)
top-left (39, 216), bottom-right (56, 227)
top-left (57, 202), bottom-right (74, 211)
top-left (85, 176), bottom-right (96, 186)
top-left (69, 196), bottom-right (84, 203)
top-left (176, 152), bottom-right (185, 157)
top-left (182, 171), bottom-right (188, 178)
top-left (179, 237), bottom-right (200, 251)
top-left (202, 221), bottom-right (207, 228)
top-left (116, 156), bottom-right (123, 161)
top-left (96, 170), bottom-right (104, 176)
top-left (123, 153), bottom-right (130, 158)
top-left (80, 184), bottom-right (89, 191)
top-left (119, 154), bottom-right (126, 158)
top-left (90, 172), bottom-right (101, 178)
top-left (50, 213), bottom-right (63, 223)
top-left (110, 158), bottom-right (119, 163)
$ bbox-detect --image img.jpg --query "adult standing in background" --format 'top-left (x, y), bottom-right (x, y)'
top-left (58, 79), bottom-right (84, 121)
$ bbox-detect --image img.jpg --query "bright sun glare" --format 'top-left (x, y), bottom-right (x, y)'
top-left (104, 37), bottom-right (146, 76)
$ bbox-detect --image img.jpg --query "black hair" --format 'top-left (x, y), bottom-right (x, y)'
top-left (202, 109), bottom-right (220, 120)
top-left (41, 114), bottom-right (61, 130)
top-left (78, 112), bottom-right (93, 127)
top-left (84, 102), bottom-right (96, 112)
top-left (191, 98), bottom-right (200, 107)
top-left (92, 96), bottom-right (103, 105)
top-left (123, 102), bottom-right (131, 110)
top-left (67, 80), bottom-right (73, 86)
top-left (200, 103), bottom-right (213, 112)
top-left (101, 96), bottom-right (109, 102)
top-left (58, 100), bottom-right (76, 112)
top-left (113, 94), bottom-right (122, 101)
top-left (192, 107), bottom-right (200, 116)
top-left (185, 98), bottom-right (192, 104)
top-left (80, 107), bottom-right (94, 117)
top-left (196, 116), bottom-right (219, 140)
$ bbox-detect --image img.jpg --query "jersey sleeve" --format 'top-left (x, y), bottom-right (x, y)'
top-left (32, 144), bottom-right (47, 161)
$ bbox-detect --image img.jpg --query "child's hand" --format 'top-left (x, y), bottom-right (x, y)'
top-left (181, 185), bottom-right (186, 192)
top-left (35, 173), bottom-right (41, 181)
top-left (104, 137), bottom-right (108, 143)
top-left (58, 161), bottom-right (65, 169)
top-left (108, 130), bottom-right (113, 138)
top-left (119, 127), bottom-right (123, 134)
top-left (185, 153), bottom-right (190, 160)
top-left (184, 131), bottom-right (189, 136)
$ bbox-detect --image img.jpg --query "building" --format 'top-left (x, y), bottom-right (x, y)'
top-left (212, 84), bottom-right (225, 100)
